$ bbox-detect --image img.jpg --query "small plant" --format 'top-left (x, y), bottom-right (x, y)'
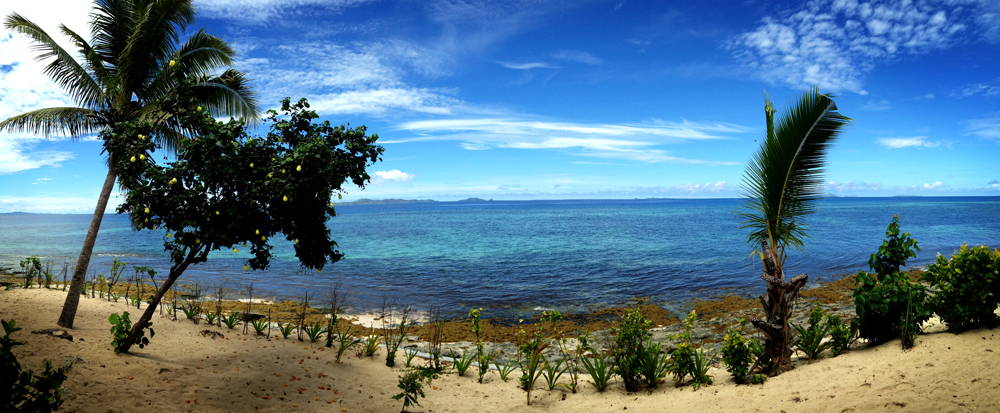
top-left (541, 357), bottom-right (568, 391)
top-left (336, 325), bottom-right (361, 362)
top-left (204, 312), bottom-right (218, 325)
top-left (222, 312), bottom-right (241, 329)
top-left (826, 314), bottom-right (858, 356)
top-left (109, 312), bottom-right (153, 353)
top-left (109, 291), bottom-right (124, 303)
top-left (612, 307), bottom-right (651, 392)
top-left (451, 349), bottom-right (475, 377)
top-left (303, 321), bottom-right (326, 343)
top-left (670, 310), bottom-right (697, 386)
top-left (520, 346), bottom-right (547, 405)
top-left (18, 256), bottom-right (41, 289)
top-left (360, 334), bottom-right (381, 358)
top-left (381, 297), bottom-right (412, 368)
top-left (2, 319), bottom-right (75, 411)
top-left (792, 304), bottom-right (834, 360)
top-left (469, 308), bottom-right (491, 383)
top-left (250, 318), bottom-right (268, 336)
top-left (638, 339), bottom-right (670, 388)
top-left (404, 347), bottom-right (419, 367)
top-left (278, 322), bottom-right (296, 339)
top-left (923, 244), bottom-right (1000, 333)
top-left (748, 336), bottom-right (768, 370)
top-left (392, 370), bottom-right (425, 413)
top-left (181, 303), bottom-right (200, 321)
top-left (580, 351), bottom-right (614, 392)
top-left (496, 358), bottom-right (518, 382)
top-left (689, 343), bottom-right (716, 390)
top-left (721, 318), bottom-right (765, 384)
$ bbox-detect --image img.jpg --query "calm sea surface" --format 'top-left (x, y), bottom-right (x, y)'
top-left (1, 197), bottom-right (998, 318)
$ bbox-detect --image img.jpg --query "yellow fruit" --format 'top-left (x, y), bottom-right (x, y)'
top-left (139, 154), bottom-right (145, 160)
top-left (195, 238), bottom-right (201, 244)
top-left (167, 233), bottom-right (172, 238)
top-left (317, 269), bottom-right (321, 273)
top-left (234, 248), bottom-right (239, 253)
top-left (197, 106), bottom-right (202, 111)
top-left (268, 173), bottom-right (273, 178)
top-left (262, 236), bottom-right (266, 241)
top-left (296, 165), bottom-right (302, 172)
top-left (144, 218), bottom-right (148, 223)
top-left (338, 194), bottom-right (342, 200)
top-left (256, 229), bottom-right (260, 235)
top-left (169, 60), bottom-right (175, 67)
top-left (295, 239), bottom-right (299, 244)
top-left (282, 169), bottom-right (286, 174)
top-left (244, 265), bottom-right (248, 271)
top-left (130, 156), bottom-right (136, 162)
top-left (145, 207), bottom-right (150, 213)
top-left (283, 196), bottom-right (288, 202)
top-left (216, 211), bottom-right (220, 215)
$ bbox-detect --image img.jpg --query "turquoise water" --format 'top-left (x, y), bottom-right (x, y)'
top-left (1, 197), bottom-right (998, 317)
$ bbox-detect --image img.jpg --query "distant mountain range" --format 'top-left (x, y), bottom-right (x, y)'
top-left (335, 198), bottom-right (438, 205)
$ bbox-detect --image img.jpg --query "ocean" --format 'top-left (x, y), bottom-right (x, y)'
top-left (1, 197), bottom-right (998, 318)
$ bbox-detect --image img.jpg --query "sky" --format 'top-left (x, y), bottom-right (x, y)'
top-left (1, 0), bottom-right (999, 213)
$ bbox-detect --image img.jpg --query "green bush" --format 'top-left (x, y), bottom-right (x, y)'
top-left (612, 307), bottom-right (651, 392)
top-left (923, 244), bottom-right (1000, 333)
top-left (721, 318), bottom-right (765, 384)
top-left (580, 351), bottom-right (614, 392)
top-left (853, 216), bottom-right (931, 345)
top-left (109, 312), bottom-right (153, 353)
top-left (637, 339), bottom-right (670, 388)
top-left (792, 304), bottom-right (834, 360)
top-left (2, 320), bottom-right (74, 412)
top-left (392, 370), bottom-right (425, 411)
top-left (826, 314), bottom-right (858, 356)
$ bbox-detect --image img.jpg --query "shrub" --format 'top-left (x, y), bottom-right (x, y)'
top-left (827, 314), bottom-right (858, 356)
top-left (689, 343), bottom-right (716, 390)
top-left (638, 339), bottom-right (670, 388)
top-left (392, 370), bottom-right (425, 412)
top-left (2, 320), bottom-right (74, 411)
top-left (792, 304), bottom-right (834, 360)
top-left (853, 216), bottom-right (931, 345)
top-left (250, 319), bottom-right (268, 336)
top-left (204, 312), bottom-right (218, 325)
top-left (451, 349), bottom-right (474, 377)
top-left (612, 307), bottom-right (651, 392)
top-left (335, 326), bottom-right (361, 363)
top-left (580, 351), bottom-right (614, 392)
top-left (221, 312), bottom-right (240, 329)
top-left (404, 348), bottom-right (419, 368)
top-left (278, 322), bottom-right (295, 339)
top-left (923, 244), bottom-right (1000, 333)
top-left (721, 318), bottom-right (765, 384)
top-left (469, 308), bottom-right (489, 383)
top-left (360, 334), bottom-right (380, 358)
top-left (495, 358), bottom-right (518, 382)
top-left (303, 322), bottom-right (326, 343)
top-left (109, 312), bottom-right (153, 353)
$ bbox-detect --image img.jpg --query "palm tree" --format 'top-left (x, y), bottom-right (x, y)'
top-left (739, 88), bottom-right (850, 375)
top-left (1, 0), bottom-right (259, 329)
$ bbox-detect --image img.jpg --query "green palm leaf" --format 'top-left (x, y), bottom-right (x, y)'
top-left (0, 107), bottom-right (104, 137)
top-left (739, 88), bottom-right (851, 261)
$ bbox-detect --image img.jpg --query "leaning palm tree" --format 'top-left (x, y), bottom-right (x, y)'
top-left (739, 88), bottom-right (850, 376)
top-left (1, 0), bottom-right (259, 329)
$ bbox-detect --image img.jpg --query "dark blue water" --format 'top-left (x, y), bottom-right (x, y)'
top-left (1, 197), bottom-right (998, 317)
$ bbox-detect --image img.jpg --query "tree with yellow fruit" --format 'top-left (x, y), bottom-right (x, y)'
top-left (106, 72), bottom-right (383, 353)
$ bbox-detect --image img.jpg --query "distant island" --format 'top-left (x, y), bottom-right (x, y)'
top-left (335, 198), bottom-right (438, 205)
top-left (456, 198), bottom-right (491, 202)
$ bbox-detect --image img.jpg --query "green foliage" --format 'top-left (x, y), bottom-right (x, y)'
top-left (748, 336), bottom-right (769, 371)
top-left (204, 312), bottom-right (217, 325)
top-left (519, 347), bottom-right (547, 405)
top-left (638, 339), bottom-right (670, 388)
top-left (495, 358), bottom-right (518, 382)
top-left (451, 349), bottom-right (474, 377)
top-left (250, 319), bottom-right (267, 336)
top-left (181, 303), bottom-right (200, 320)
top-left (739, 89), bottom-right (850, 257)
top-left (18, 256), bottom-right (41, 289)
top-left (721, 318), bottom-right (764, 384)
top-left (278, 322), bottom-right (295, 339)
top-left (826, 314), bottom-right (858, 356)
top-left (689, 344), bottom-right (716, 390)
top-left (792, 305), bottom-right (834, 360)
top-left (669, 310), bottom-right (697, 386)
top-left (392, 370), bottom-right (425, 412)
top-left (580, 351), bottom-right (614, 392)
top-left (541, 357), bottom-right (568, 391)
top-left (303, 322), bottom-right (326, 343)
top-left (109, 312), bottom-right (153, 353)
top-left (469, 308), bottom-right (489, 383)
top-left (612, 307), bottom-right (651, 392)
top-left (2, 319), bottom-right (74, 412)
top-left (360, 335), bottom-right (381, 358)
top-left (221, 312), bottom-right (240, 329)
top-left (404, 348), bottom-right (419, 368)
top-left (853, 216), bottom-right (931, 345)
top-left (923, 244), bottom-right (1000, 333)
top-left (336, 325), bottom-right (361, 362)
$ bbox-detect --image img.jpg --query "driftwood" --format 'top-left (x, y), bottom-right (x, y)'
top-left (749, 238), bottom-right (808, 376)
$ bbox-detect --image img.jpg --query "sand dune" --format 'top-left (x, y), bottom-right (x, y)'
top-left (2, 287), bottom-right (998, 412)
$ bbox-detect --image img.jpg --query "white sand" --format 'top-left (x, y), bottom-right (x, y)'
top-left (2, 287), bottom-right (998, 412)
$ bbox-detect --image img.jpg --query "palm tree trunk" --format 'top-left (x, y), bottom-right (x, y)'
top-left (57, 164), bottom-right (117, 328)
top-left (750, 239), bottom-right (808, 376)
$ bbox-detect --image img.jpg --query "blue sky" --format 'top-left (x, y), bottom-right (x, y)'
top-left (1, 0), bottom-right (999, 213)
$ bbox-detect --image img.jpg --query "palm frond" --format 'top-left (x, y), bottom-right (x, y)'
top-left (192, 69), bottom-right (262, 125)
top-left (739, 88), bottom-right (851, 253)
top-left (119, 0), bottom-right (195, 100)
top-left (60, 24), bottom-right (115, 95)
top-left (90, 0), bottom-right (133, 81)
top-left (0, 107), bottom-right (105, 137)
top-left (3, 14), bottom-right (105, 109)
top-left (142, 29), bottom-right (236, 103)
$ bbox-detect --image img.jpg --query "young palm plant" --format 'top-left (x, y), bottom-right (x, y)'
top-left (739, 89), bottom-right (850, 376)
top-left (1, 0), bottom-right (259, 329)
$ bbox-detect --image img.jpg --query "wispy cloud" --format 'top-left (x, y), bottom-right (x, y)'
top-left (499, 62), bottom-right (556, 70)
top-left (876, 136), bottom-right (944, 149)
top-left (550, 49), bottom-right (603, 65)
top-left (954, 78), bottom-right (1000, 98)
top-left (193, 0), bottom-right (375, 23)
top-left (964, 112), bottom-right (1000, 143)
top-left (397, 118), bottom-right (748, 164)
top-left (729, 0), bottom-right (979, 94)
top-left (861, 99), bottom-right (892, 111)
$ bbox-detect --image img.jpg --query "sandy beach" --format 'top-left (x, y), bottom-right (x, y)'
top-left (3, 284), bottom-right (999, 413)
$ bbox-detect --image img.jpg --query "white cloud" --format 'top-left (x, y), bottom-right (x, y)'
top-left (371, 169), bottom-right (415, 185)
top-left (499, 62), bottom-right (556, 70)
top-left (460, 142), bottom-right (491, 150)
top-left (923, 181), bottom-right (945, 189)
top-left (988, 179), bottom-right (999, 191)
top-left (826, 180), bottom-right (883, 192)
top-left (550, 50), bottom-right (603, 65)
top-left (729, 0), bottom-right (979, 94)
top-left (861, 99), bottom-right (892, 111)
top-left (877, 136), bottom-right (943, 149)
top-left (955, 78), bottom-right (1000, 97)
top-left (964, 113), bottom-right (1000, 143)
top-left (0, 195), bottom-right (111, 214)
top-left (193, 0), bottom-right (375, 23)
